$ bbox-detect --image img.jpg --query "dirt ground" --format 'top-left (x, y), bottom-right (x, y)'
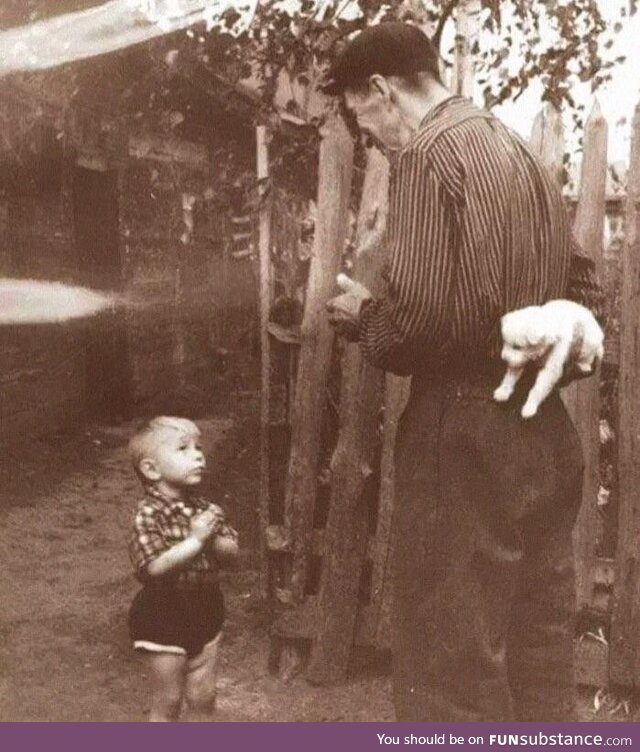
top-left (0, 394), bottom-right (634, 722)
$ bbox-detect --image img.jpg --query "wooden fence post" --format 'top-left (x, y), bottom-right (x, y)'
top-left (221, 214), bottom-right (230, 343)
top-left (530, 104), bottom-right (565, 186)
top-left (368, 372), bottom-right (411, 648)
top-left (306, 147), bottom-right (389, 684)
top-left (528, 104), bottom-right (606, 612)
top-left (256, 125), bottom-right (272, 599)
top-left (285, 111), bottom-right (354, 604)
top-left (452, 0), bottom-right (481, 98)
top-left (610, 101), bottom-right (640, 687)
top-left (566, 100), bottom-right (608, 610)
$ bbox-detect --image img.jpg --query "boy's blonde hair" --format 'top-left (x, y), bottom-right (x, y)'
top-left (128, 416), bottom-right (201, 475)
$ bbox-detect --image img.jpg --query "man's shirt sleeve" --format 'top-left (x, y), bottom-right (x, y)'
top-left (358, 148), bottom-right (459, 375)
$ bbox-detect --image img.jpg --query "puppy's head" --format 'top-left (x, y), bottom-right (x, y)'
top-left (500, 307), bottom-right (549, 367)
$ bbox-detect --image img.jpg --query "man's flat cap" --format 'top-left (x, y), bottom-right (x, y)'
top-left (321, 22), bottom-right (440, 95)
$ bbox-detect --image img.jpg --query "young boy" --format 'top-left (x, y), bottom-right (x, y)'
top-left (127, 416), bottom-right (238, 722)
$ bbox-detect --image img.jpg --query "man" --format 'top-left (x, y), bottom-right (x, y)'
top-left (324, 22), bottom-right (603, 722)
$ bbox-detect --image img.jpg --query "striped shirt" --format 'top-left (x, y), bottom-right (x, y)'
top-left (358, 96), bottom-right (603, 376)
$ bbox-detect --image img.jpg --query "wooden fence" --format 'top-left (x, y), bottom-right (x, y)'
top-left (611, 102), bottom-right (640, 688)
top-left (258, 90), bottom-right (640, 689)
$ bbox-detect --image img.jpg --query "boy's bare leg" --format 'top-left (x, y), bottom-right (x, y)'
top-left (142, 652), bottom-right (187, 722)
top-left (185, 633), bottom-right (222, 717)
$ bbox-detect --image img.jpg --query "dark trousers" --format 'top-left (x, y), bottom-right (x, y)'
top-left (392, 370), bottom-right (584, 722)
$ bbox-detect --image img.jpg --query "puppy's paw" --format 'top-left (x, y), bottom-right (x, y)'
top-left (577, 360), bottom-right (595, 374)
top-left (493, 385), bottom-right (512, 402)
top-left (521, 400), bottom-right (538, 419)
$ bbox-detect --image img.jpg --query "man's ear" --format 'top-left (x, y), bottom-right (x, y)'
top-left (139, 458), bottom-right (161, 482)
top-left (368, 74), bottom-right (391, 101)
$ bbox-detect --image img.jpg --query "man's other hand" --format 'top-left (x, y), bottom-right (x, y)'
top-left (326, 274), bottom-right (372, 341)
top-left (541, 300), bottom-right (603, 387)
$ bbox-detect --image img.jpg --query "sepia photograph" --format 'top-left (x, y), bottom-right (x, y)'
top-left (0, 0), bottom-right (639, 729)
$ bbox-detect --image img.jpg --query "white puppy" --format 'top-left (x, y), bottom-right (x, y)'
top-left (494, 300), bottom-right (604, 419)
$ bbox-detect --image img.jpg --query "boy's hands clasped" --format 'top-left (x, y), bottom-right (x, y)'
top-left (190, 504), bottom-right (238, 560)
top-left (190, 505), bottom-right (225, 543)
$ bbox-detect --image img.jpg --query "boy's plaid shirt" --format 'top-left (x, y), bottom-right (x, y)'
top-left (129, 486), bottom-right (237, 582)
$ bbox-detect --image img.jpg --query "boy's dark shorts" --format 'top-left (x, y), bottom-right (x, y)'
top-left (129, 581), bottom-right (225, 658)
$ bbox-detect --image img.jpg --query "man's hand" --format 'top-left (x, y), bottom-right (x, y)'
top-left (326, 273), bottom-right (372, 341)
top-left (541, 301), bottom-right (604, 387)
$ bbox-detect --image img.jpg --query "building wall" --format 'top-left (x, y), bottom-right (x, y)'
top-left (0, 98), bottom-right (87, 441)
top-left (120, 133), bottom-right (257, 413)
top-left (0, 79), bottom-right (258, 442)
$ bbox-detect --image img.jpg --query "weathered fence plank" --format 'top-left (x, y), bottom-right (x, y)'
top-left (610, 102), bottom-right (640, 687)
top-left (256, 125), bottom-right (272, 599)
top-left (452, 0), bottom-right (481, 98)
top-left (366, 372), bottom-right (411, 648)
top-left (530, 104), bottom-right (565, 186)
top-left (566, 101), bottom-right (608, 610)
top-left (285, 111), bottom-right (354, 603)
top-left (529, 102), bottom-right (610, 615)
top-left (306, 147), bottom-right (389, 684)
